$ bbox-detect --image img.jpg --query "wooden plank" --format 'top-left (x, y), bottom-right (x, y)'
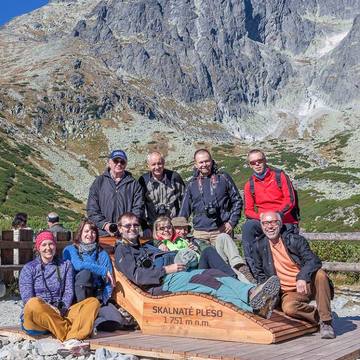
top-left (322, 262), bottom-right (360, 272)
top-left (0, 241), bottom-right (69, 250)
top-left (234, 232), bottom-right (360, 242)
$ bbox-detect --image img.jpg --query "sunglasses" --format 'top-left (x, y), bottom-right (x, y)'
top-left (249, 158), bottom-right (265, 166)
top-left (158, 225), bottom-right (172, 231)
top-left (113, 158), bottom-right (126, 165)
top-left (261, 220), bottom-right (280, 227)
top-left (121, 223), bottom-right (140, 230)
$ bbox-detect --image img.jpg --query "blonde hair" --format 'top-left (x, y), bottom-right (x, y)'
top-left (152, 216), bottom-right (173, 240)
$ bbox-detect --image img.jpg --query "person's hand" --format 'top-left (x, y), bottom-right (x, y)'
top-left (106, 271), bottom-right (115, 288)
top-left (296, 279), bottom-right (308, 294)
top-left (220, 222), bottom-right (233, 234)
top-left (159, 243), bottom-right (169, 252)
top-left (164, 263), bottom-right (186, 274)
top-left (188, 243), bottom-right (197, 251)
top-left (143, 228), bottom-right (152, 239)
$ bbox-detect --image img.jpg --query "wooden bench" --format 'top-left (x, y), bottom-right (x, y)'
top-left (100, 237), bottom-right (318, 344)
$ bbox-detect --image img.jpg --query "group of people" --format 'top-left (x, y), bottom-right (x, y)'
top-left (18, 147), bottom-right (336, 355)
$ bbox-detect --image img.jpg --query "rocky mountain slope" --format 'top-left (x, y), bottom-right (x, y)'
top-left (0, 0), bottom-right (359, 229)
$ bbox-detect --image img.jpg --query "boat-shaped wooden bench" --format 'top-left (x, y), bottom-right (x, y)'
top-left (100, 237), bottom-right (318, 344)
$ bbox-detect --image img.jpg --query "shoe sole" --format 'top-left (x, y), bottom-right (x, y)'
top-left (250, 276), bottom-right (280, 310)
top-left (57, 344), bottom-right (90, 357)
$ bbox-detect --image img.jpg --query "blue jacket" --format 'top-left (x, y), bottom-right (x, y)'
top-left (63, 244), bottom-right (113, 304)
top-left (179, 163), bottom-right (243, 230)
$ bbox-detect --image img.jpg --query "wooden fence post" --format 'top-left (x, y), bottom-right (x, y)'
top-left (0, 231), bottom-right (15, 284)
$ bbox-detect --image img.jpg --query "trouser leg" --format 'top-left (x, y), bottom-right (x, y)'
top-left (23, 297), bottom-right (69, 341)
top-left (75, 269), bottom-right (94, 302)
top-left (241, 220), bottom-right (262, 274)
top-left (281, 290), bottom-right (319, 324)
top-left (198, 247), bottom-right (236, 277)
top-left (310, 269), bottom-right (332, 322)
top-left (214, 276), bottom-right (254, 312)
top-left (65, 297), bottom-right (100, 340)
top-left (214, 233), bottom-right (244, 268)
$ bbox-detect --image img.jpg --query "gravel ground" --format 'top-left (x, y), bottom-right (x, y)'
top-left (0, 294), bottom-right (359, 360)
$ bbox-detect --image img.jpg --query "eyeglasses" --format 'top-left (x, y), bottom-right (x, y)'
top-left (261, 220), bottom-right (281, 227)
top-left (121, 223), bottom-right (140, 230)
top-left (157, 225), bottom-right (172, 231)
top-left (113, 158), bottom-right (126, 165)
top-left (249, 158), bottom-right (265, 166)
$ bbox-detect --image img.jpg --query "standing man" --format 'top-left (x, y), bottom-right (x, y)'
top-left (47, 212), bottom-right (68, 234)
top-left (87, 149), bottom-right (144, 236)
top-left (179, 149), bottom-right (247, 274)
top-left (252, 211), bottom-right (335, 339)
top-left (139, 151), bottom-right (185, 230)
top-left (242, 149), bottom-right (299, 273)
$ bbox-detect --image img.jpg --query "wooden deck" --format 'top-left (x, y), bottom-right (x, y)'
top-left (1, 315), bottom-right (359, 360)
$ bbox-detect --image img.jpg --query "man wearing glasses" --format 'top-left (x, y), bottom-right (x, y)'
top-left (87, 149), bottom-right (144, 236)
top-left (242, 149), bottom-right (299, 274)
top-left (252, 211), bottom-right (335, 339)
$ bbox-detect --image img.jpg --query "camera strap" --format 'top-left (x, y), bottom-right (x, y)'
top-left (197, 175), bottom-right (219, 208)
top-left (41, 261), bottom-right (62, 305)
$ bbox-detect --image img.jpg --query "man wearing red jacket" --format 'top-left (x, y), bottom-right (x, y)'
top-left (242, 149), bottom-right (299, 274)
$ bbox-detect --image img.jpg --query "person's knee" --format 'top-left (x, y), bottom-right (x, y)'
top-left (314, 269), bottom-right (328, 281)
top-left (75, 270), bottom-right (93, 285)
top-left (82, 296), bottom-right (101, 310)
top-left (242, 220), bottom-right (261, 238)
top-left (24, 297), bottom-right (44, 313)
top-left (216, 233), bottom-right (232, 243)
top-left (282, 301), bottom-right (299, 317)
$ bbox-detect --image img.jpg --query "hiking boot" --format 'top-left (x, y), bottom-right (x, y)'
top-left (57, 339), bottom-right (90, 357)
top-left (249, 275), bottom-right (280, 314)
top-left (235, 264), bottom-right (256, 283)
top-left (320, 321), bottom-right (336, 339)
top-left (254, 295), bottom-right (278, 319)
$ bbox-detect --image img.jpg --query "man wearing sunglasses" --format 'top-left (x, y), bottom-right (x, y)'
top-left (242, 149), bottom-right (299, 274)
top-left (87, 149), bottom-right (144, 236)
top-left (252, 211), bottom-right (335, 339)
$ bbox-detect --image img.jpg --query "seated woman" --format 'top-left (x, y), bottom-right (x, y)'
top-left (19, 231), bottom-right (100, 354)
top-left (114, 212), bottom-right (280, 319)
top-left (63, 219), bottom-right (114, 304)
top-left (152, 216), bottom-right (235, 277)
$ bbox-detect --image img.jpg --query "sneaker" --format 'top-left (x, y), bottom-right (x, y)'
top-left (57, 339), bottom-right (90, 357)
top-left (249, 275), bottom-right (280, 316)
top-left (254, 295), bottom-right (278, 319)
top-left (320, 321), bottom-right (336, 339)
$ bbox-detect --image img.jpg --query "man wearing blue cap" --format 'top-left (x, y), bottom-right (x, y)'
top-left (87, 149), bottom-right (144, 236)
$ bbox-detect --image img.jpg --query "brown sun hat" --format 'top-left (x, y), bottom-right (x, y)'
top-left (171, 217), bottom-right (189, 227)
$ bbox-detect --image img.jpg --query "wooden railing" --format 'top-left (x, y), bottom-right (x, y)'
top-left (0, 231), bottom-right (359, 284)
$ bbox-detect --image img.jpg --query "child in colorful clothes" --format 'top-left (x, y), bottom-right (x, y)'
top-left (19, 231), bottom-right (100, 355)
top-left (63, 219), bottom-right (115, 304)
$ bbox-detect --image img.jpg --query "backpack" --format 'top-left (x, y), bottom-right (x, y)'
top-left (249, 168), bottom-right (300, 221)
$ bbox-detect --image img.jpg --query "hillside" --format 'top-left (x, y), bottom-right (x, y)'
top-left (0, 0), bottom-right (359, 231)
top-left (0, 132), bottom-right (83, 229)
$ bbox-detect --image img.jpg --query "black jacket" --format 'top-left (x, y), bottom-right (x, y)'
top-left (87, 169), bottom-right (144, 235)
top-left (179, 162), bottom-right (242, 231)
top-left (114, 241), bottom-right (166, 294)
top-left (253, 229), bottom-right (322, 284)
top-left (138, 169), bottom-right (185, 226)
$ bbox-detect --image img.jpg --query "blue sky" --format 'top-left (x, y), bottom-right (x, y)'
top-left (0, 1), bottom-right (48, 26)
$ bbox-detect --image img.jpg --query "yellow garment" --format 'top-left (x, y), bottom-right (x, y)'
top-left (269, 239), bottom-right (300, 292)
top-left (23, 297), bottom-right (100, 341)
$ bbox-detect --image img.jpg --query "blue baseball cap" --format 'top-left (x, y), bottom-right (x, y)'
top-left (108, 149), bottom-right (127, 161)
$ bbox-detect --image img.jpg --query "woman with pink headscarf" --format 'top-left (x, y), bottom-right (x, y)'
top-left (19, 231), bottom-right (100, 356)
